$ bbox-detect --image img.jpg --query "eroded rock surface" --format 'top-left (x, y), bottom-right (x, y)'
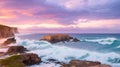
top-left (0, 53), bottom-right (41, 67)
top-left (0, 24), bottom-right (18, 39)
top-left (1, 38), bottom-right (16, 46)
top-left (62, 60), bottom-right (111, 67)
top-left (40, 34), bottom-right (79, 43)
top-left (5, 46), bottom-right (28, 55)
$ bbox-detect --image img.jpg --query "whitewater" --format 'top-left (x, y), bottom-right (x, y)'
top-left (1, 34), bottom-right (120, 67)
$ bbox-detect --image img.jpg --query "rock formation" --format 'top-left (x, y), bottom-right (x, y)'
top-left (62, 60), bottom-right (111, 67)
top-left (1, 38), bottom-right (16, 46)
top-left (40, 34), bottom-right (79, 43)
top-left (21, 53), bottom-right (41, 65)
top-left (5, 46), bottom-right (28, 55)
top-left (0, 24), bottom-right (18, 39)
top-left (0, 53), bottom-right (41, 67)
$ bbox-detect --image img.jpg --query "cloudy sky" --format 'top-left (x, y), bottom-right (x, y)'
top-left (0, 0), bottom-right (120, 33)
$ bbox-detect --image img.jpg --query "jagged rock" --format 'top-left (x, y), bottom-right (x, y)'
top-left (5, 46), bottom-right (28, 55)
top-left (40, 34), bottom-right (79, 43)
top-left (0, 53), bottom-right (41, 67)
top-left (62, 60), bottom-right (111, 67)
top-left (0, 24), bottom-right (18, 39)
top-left (1, 38), bottom-right (16, 45)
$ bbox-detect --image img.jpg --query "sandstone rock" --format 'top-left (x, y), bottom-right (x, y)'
top-left (1, 38), bottom-right (16, 45)
top-left (62, 60), bottom-right (111, 67)
top-left (0, 24), bottom-right (18, 39)
top-left (5, 46), bottom-right (28, 55)
top-left (0, 53), bottom-right (41, 67)
top-left (40, 34), bottom-right (79, 43)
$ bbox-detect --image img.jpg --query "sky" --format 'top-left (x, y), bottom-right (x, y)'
top-left (0, 0), bottom-right (120, 33)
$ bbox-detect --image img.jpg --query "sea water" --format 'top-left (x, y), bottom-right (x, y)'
top-left (3, 34), bottom-right (120, 67)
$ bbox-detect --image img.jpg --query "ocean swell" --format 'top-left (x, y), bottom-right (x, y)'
top-left (16, 38), bottom-right (120, 67)
top-left (81, 37), bottom-right (118, 45)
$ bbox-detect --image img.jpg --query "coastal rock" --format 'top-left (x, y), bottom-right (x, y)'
top-left (0, 53), bottom-right (41, 67)
top-left (62, 60), bottom-right (111, 67)
top-left (47, 59), bottom-right (63, 64)
top-left (21, 53), bottom-right (41, 65)
top-left (0, 24), bottom-right (18, 39)
top-left (40, 34), bottom-right (79, 43)
top-left (0, 52), bottom-right (4, 57)
top-left (72, 38), bottom-right (80, 42)
top-left (5, 46), bottom-right (28, 55)
top-left (1, 38), bottom-right (16, 46)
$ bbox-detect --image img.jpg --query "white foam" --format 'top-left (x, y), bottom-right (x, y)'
top-left (84, 37), bottom-right (117, 45)
top-left (116, 45), bottom-right (120, 48)
top-left (16, 38), bottom-right (120, 67)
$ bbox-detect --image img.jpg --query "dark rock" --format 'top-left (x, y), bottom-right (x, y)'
top-left (62, 60), bottom-right (111, 67)
top-left (72, 38), bottom-right (80, 42)
top-left (2, 38), bottom-right (16, 46)
top-left (5, 46), bottom-right (28, 55)
top-left (21, 53), bottom-right (41, 65)
top-left (47, 59), bottom-right (62, 64)
top-left (0, 24), bottom-right (18, 39)
top-left (40, 34), bottom-right (79, 43)
top-left (0, 53), bottom-right (41, 67)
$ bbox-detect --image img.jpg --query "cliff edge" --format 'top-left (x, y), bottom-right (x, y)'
top-left (0, 24), bottom-right (18, 39)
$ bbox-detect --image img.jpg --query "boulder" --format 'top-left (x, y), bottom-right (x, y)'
top-left (62, 60), bottom-right (111, 67)
top-left (5, 46), bottom-right (28, 55)
top-left (0, 53), bottom-right (41, 67)
top-left (21, 53), bottom-right (41, 65)
top-left (40, 34), bottom-right (79, 43)
top-left (0, 24), bottom-right (18, 39)
top-left (1, 38), bottom-right (16, 45)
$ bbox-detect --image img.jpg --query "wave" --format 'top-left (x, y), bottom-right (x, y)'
top-left (81, 37), bottom-right (118, 45)
top-left (116, 45), bottom-right (120, 48)
top-left (16, 38), bottom-right (120, 67)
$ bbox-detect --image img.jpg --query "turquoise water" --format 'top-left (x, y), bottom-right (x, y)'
top-left (18, 34), bottom-right (120, 67)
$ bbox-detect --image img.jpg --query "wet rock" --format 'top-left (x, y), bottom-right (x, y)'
top-left (47, 59), bottom-right (62, 64)
top-left (0, 24), bottom-right (18, 39)
top-left (5, 46), bottom-right (28, 55)
top-left (72, 38), bottom-right (80, 42)
top-left (40, 34), bottom-right (79, 43)
top-left (62, 60), bottom-right (111, 67)
top-left (21, 53), bottom-right (41, 65)
top-left (0, 53), bottom-right (41, 67)
top-left (2, 38), bottom-right (16, 46)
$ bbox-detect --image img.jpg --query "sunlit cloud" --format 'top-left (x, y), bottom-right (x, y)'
top-left (0, 0), bottom-right (120, 33)
top-left (72, 19), bottom-right (120, 28)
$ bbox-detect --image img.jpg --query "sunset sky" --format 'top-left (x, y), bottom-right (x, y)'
top-left (0, 0), bottom-right (120, 33)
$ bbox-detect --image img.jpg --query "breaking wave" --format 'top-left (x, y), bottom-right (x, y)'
top-left (16, 37), bottom-right (120, 67)
top-left (81, 37), bottom-right (118, 45)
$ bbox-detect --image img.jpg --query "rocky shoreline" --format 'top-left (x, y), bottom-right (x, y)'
top-left (0, 25), bottom-right (112, 67)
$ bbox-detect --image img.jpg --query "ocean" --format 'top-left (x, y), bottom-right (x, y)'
top-left (14, 34), bottom-right (120, 67)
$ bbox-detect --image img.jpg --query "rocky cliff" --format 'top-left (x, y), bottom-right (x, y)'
top-left (0, 24), bottom-right (18, 39)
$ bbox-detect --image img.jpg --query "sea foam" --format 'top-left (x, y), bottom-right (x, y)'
top-left (16, 38), bottom-right (120, 67)
top-left (82, 37), bottom-right (117, 45)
